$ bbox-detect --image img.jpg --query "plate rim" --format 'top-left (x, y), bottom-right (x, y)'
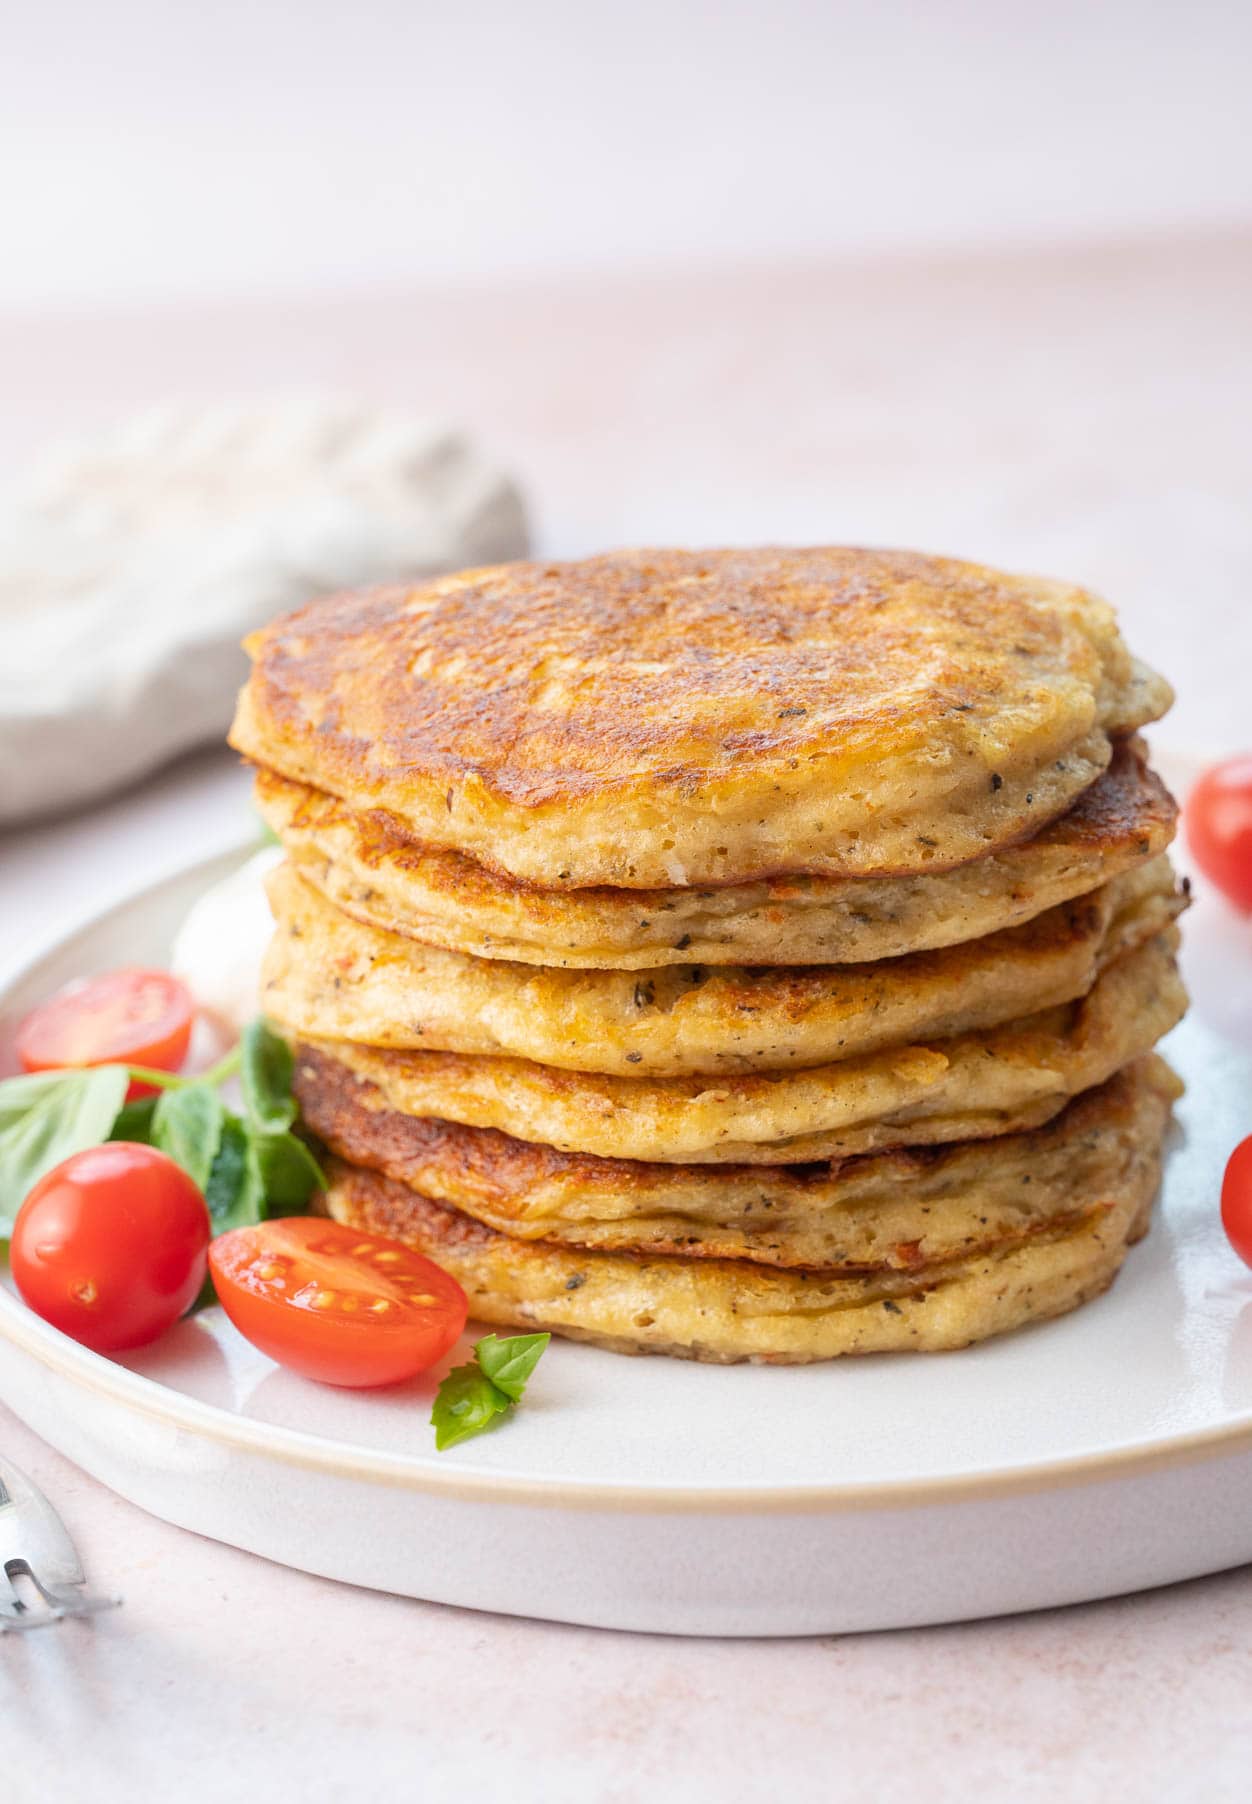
top-left (2, 840), bottom-right (1251, 1518)
top-left (4, 1281), bottom-right (1252, 1514)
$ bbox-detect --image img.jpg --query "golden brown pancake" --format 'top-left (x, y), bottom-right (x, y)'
top-left (320, 1061), bottom-right (1175, 1360)
top-left (231, 547), bottom-right (1171, 888)
top-left (299, 1049), bottom-right (1180, 1273)
top-left (263, 854), bottom-right (1184, 1076)
top-left (296, 929), bottom-right (1185, 1164)
top-left (254, 738), bottom-right (1178, 970)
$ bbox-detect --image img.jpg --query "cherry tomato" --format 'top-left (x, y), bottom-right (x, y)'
top-left (1187, 757), bottom-right (1252, 912)
top-left (17, 967), bottom-right (195, 1099)
top-left (11, 1143), bottom-right (211, 1352)
top-left (1221, 1135), bottom-right (1252, 1269)
top-left (209, 1218), bottom-right (468, 1387)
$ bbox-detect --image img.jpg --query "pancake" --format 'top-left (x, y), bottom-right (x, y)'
top-left (320, 1067), bottom-right (1174, 1360)
top-left (298, 1050), bottom-right (1180, 1272)
top-left (254, 738), bottom-right (1179, 970)
top-left (296, 929), bottom-right (1186, 1164)
top-left (230, 547), bottom-right (1172, 889)
top-left (263, 853), bottom-right (1184, 1076)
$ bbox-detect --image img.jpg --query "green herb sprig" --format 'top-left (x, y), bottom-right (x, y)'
top-left (431, 1332), bottom-right (550, 1450)
top-left (0, 1020), bottom-right (322, 1251)
top-left (0, 1066), bottom-right (130, 1242)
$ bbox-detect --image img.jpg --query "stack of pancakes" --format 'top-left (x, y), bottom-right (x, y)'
top-left (229, 547), bottom-right (1188, 1363)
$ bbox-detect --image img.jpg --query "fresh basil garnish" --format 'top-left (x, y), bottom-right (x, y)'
top-left (0, 1065), bottom-right (130, 1243)
top-left (152, 1081), bottom-right (225, 1193)
top-left (240, 1019), bottom-right (297, 1133)
top-left (474, 1332), bottom-right (551, 1402)
top-left (0, 1069), bottom-right (92, 1131)
top-left (252, 1129), bottom-right (326, 1213)
top-left (203, 1114), bottom-right (266, 1234)
top-left (431, 1332), bottom-right (550, 1450)
top-left (431, 1365), bottom-right (509, 1449)
top-left (109, 1094), bottom-right (158, 1143)
top-left (0, 1019), bottom-right (321, 1258)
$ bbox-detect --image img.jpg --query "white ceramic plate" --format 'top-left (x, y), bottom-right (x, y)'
top-left (2, 849), bottom-right (1251, 1637)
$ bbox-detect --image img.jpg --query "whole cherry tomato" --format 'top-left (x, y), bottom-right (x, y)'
top-left (1187, 757), bottom-right (1252, 912)
top-left (1221, 1135), bottom-right (1252, 1270)
top-left (11, 1143), bottom-right (211, 1352)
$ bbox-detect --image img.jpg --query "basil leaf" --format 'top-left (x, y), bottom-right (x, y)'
top-left (0, 1065), bottom-right (129, 1234)
top-left (240, 1020), bottom-right (297, 1133)
top-left (252, 1129), bottom-right (325, 1214)
top-left (109, 1095), bottom-right (158, 1144)
top-left (202, 1113), bottom-right (265, 1233)
top-left (474, 1332), bottom-right (550, 1403)
top-left (431, 1364), bottom-right (511, 1450)
top-left (152, 1082), bottom-right (224, 1193)
top-left (0, 1069), bottom-right (90, 1133)
top-left (185, 1114), bottom-right (264, 1314)
top-left (432, 1333), bottom-right (551, 1449)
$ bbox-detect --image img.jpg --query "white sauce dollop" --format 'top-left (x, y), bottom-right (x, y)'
top-left (171, 847), bottom-right (281, 1035)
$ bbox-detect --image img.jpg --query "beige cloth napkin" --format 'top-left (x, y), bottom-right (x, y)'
top-left (0, 400), bottom-right (529, 825)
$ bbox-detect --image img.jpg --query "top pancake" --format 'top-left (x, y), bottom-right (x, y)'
top-left (231, 547), bottom-right (1172, 888)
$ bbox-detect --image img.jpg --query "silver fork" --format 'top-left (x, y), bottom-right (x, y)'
top-left (0, 1454), bottom-right (120, 1631)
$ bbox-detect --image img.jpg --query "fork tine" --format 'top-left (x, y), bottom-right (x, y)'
top-left (0, 1569), bottom-right (41, 1634)
top-left (25, 1569), bottom-right (119, 1620)
top-left (0, 1565), bottom-right (119, 1630)
top-left (0, 1457), bottom-right (121, 1629)
top-left (0, 1608), bottom-right (60, 1632)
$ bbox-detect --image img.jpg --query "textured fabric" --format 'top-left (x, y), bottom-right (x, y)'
top-left (0, 401), bottom-right (528, 823)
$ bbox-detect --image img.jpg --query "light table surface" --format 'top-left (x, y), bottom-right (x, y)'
top-left (3, 239), bottom-right (1252, 1799)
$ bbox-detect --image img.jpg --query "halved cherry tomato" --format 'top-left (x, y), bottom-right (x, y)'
top-left (1222, 1135), bottom-right (1252, 1270)
top-left (11, 1143), bottom-right (211, 1352)
top-left (1187, 757), bottom-right (1252, 912)
top-left (17, 967), bottom-right (195, 1099)
top-left (209, 1218), bottom-right (468, 1387)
